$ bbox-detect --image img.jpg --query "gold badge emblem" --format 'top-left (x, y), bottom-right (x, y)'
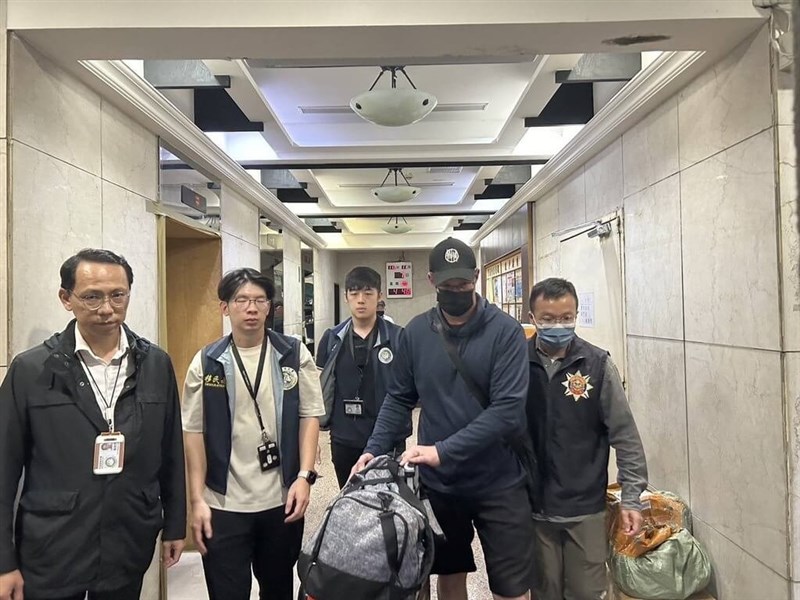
top-left (378, 348), bottom-right (394, 364)
top-left (562, 370), bottom-right (593, 402)
top-left (281, 367), bottom-right (299, 391)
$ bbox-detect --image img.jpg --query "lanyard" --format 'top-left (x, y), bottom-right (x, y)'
top-left (79, 351), bottom-right (126, 431)
top-left (230, 340), bottom-right (270, 442)
top-left (346, 325), bottom-right (377, 399)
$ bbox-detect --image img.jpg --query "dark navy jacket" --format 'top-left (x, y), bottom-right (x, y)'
top-left (316, 317), bottom-right (411, 448)
top-left (365, 298), bottom-right (528, 496)
top-left (201, 330), bottom-right (302, 494)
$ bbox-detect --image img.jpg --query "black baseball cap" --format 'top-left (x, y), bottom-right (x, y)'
top-left (428, 237), bottom-right (477, 285)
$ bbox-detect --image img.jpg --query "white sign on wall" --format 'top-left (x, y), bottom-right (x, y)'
top-left (386, 261), bottom-right (413, 298)
top-left (578, 291), bottom-right (595, 328)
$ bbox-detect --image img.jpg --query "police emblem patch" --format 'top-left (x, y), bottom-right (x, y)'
top-left (378, 348), bottom-right (394, 364)
top-left (281, 367), bottom-right (299, 391)
top-left (444, 248), bottom-right (460, 263)
top-left (562, 370), bottom-right (593, 402)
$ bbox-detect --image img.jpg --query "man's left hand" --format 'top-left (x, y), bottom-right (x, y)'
top-left (285, 478), bottom-right (311, 523)
top-left (620, 509), bottom-right (644, 536)
top-left (162, 539), bottom-right (185, 568)
top-left (400, 445), bottom-right (441, 468)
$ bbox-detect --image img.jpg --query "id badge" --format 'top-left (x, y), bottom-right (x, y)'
top-left (93, 432), bottom-right (125, 475)
top-left (257, 441), bottom-right (281, 472)
top-left (343, 398), bottom-right (363, 416)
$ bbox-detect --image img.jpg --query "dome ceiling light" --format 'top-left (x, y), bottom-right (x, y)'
top-left (371, 168), bottom-right (421, 203)
top-left (350, 66), bottom-right (438, 127)
top-left (381, 216), bottom-right (412, 235)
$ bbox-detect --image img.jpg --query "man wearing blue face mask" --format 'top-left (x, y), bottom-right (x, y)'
top-left (526, 277), bottom-right (648, 600)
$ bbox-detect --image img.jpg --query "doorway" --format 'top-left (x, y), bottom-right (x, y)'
top-left (162, 216), bottom-right (223, 555)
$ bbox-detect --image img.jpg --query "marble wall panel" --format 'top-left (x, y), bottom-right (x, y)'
top-left (100, 101), bottom-right (158, 201)
top-left (678, 27), bottom-right (772, 170)
top-left (623, 174), bottom-right (683, 340)
top-left (10, 143), bottom-right (102, 355)
top-left (622, 96), bottom-right (679, 198)
top-left (680, 130), bottom-right (780, 350)
top-left (686, 343), bottom-right (787, 575)
top-left (9, 37), bottom-right (101, 176)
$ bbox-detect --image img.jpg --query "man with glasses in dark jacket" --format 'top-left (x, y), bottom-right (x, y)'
top-left (0, 248), bottom-right (186, 600)
top-left (526, 277), bottom-right (648, 600)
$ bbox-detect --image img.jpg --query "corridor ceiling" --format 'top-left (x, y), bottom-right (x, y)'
top-left (7, 0), bottom-right (768, 249)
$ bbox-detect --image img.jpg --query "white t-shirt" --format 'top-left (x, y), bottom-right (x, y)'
top-left (182, 339), bottom-right (325, 512)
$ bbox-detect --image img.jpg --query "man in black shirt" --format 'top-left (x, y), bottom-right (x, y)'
top-left (316, 267), bottom-right (409, 487)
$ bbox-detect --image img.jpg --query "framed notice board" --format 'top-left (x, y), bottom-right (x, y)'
top-left (386, 261), bottom-right (413, 298)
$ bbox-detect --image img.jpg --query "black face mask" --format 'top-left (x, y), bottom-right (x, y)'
top-left (437, 289), bottom-right (474, 317)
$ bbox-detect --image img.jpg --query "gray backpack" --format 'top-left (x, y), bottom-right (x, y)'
top-left (298, 455), bottom-right (435, 600)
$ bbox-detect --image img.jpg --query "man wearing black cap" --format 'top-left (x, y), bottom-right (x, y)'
top-left (353, 238), bottom-right (533, 600)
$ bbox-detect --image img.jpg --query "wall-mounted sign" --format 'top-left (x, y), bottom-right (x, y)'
top-left (386, 261), bottom-right (413, 298)
top-left (578, 291), bottom-right (595, 328)
top-left (180, 185), bottom-right (207, 214)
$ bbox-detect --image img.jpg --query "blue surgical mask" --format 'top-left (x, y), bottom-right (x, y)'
top-left (535, 323), bottom-right (576, 349)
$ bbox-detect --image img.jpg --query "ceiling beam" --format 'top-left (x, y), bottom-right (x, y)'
top-left (143, 60), bottom-right (231, 89)
top-left (524, 83), bottom-right (594, 127)
top-left (275, 188), bottom-right (318, 203)
top-left (475, 183), bottom-right (517, 200)
top-left (193, 88), bottom-right (264, 132)
top-left (554, 52), bottom-right (641, 84)
top-left (453, 222), bottom-right (483, 231)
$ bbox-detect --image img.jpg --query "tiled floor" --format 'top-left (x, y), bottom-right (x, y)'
top-left (167, 410), bottom-right (492, 599)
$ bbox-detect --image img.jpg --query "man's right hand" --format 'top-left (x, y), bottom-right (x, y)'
top-left (191, 500), bottom-right (213, 555)
top-left (0, 569), bottom-right (24, 600)
top-left (350, 452), bottom-right (375, 478)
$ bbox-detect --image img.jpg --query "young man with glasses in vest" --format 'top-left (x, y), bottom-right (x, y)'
top-left (316, 266), bottom-right (410, 488)
top-left (182, 268), bottom-right (324, 600)
top-left (526, 277), bottom-right (648, 600)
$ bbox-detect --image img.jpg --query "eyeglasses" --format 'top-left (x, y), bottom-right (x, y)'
top-left (232, 297), bottom-right (270, 310)
top-left (73, 291), bottom-right (130, 310)
top-left (534, 315), bottom-right (576, 326)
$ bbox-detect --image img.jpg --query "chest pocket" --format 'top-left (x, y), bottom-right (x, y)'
top-left (27, 389), bottom-right (76, 409)
top-left (134, 391), bottom-right (168, 432)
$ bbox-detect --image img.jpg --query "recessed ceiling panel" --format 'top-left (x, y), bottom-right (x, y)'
top-left (252, 63), bottom-right (540, 147)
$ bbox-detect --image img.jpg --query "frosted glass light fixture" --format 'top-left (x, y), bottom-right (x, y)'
top-left (381, 216), bottom-right (412, 234)
top-left (371, 168), bottom-right (420, 203)
top-left (350, 66), bottom-right (437, 127)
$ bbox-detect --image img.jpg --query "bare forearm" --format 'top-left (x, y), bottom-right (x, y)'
top-left (183, 432), bottom-right (208, 504)
top-left (298, 417), bottom-right (320, 471)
